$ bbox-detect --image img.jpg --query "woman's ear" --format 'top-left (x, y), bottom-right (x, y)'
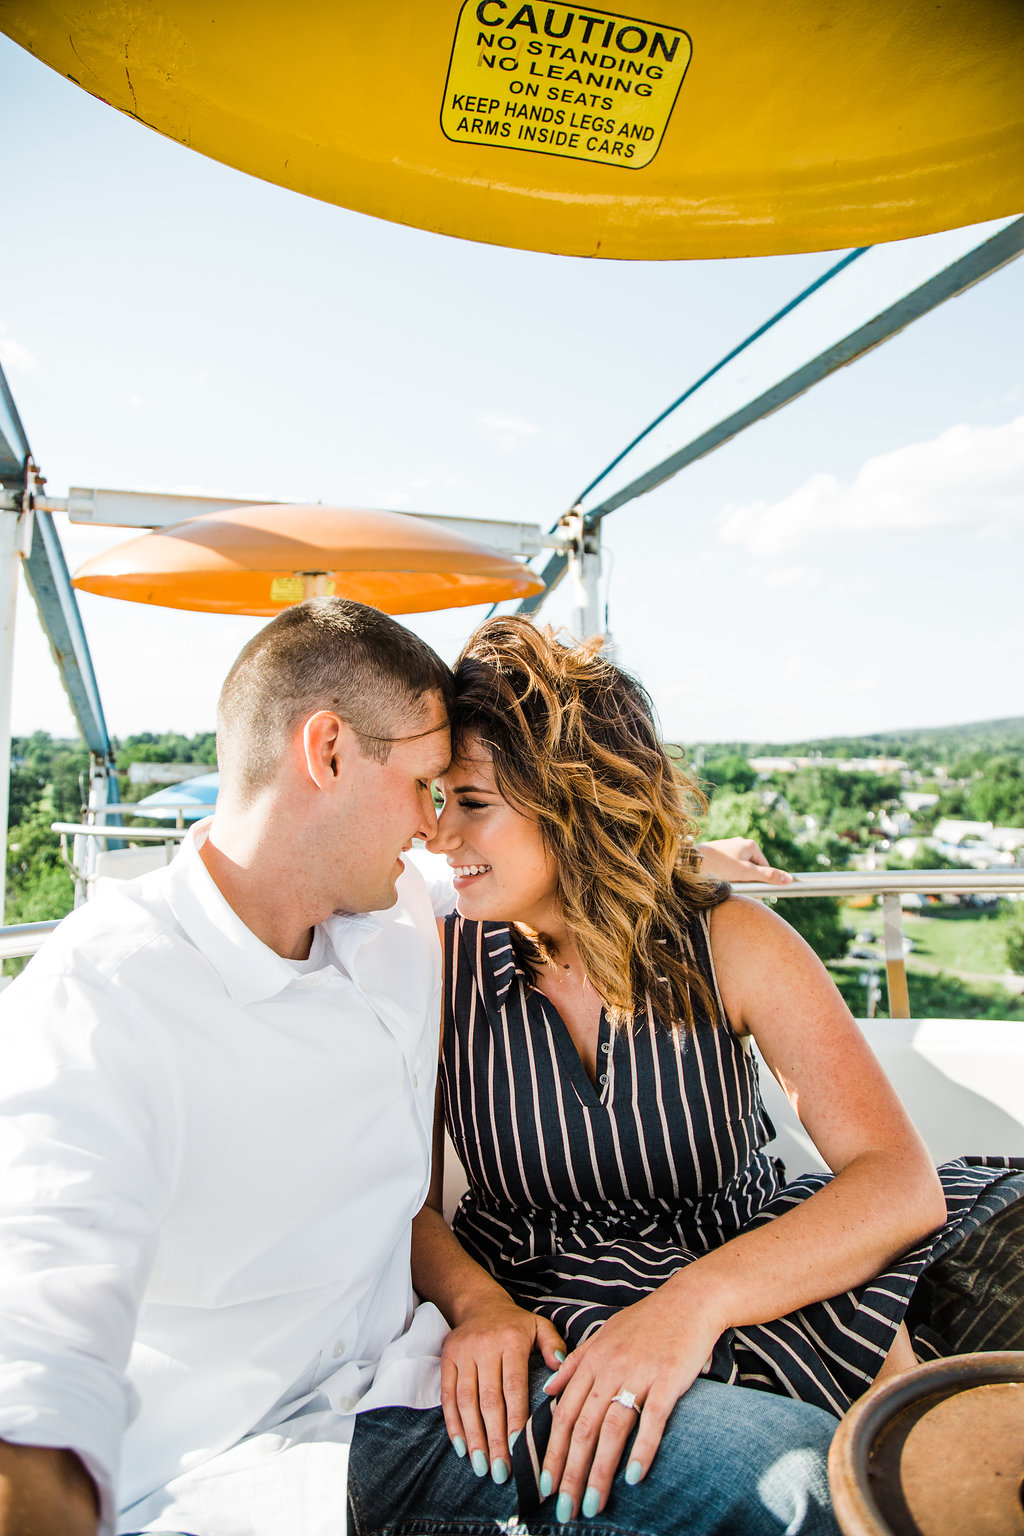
top-left (301, 711), bottom-right (347, 790)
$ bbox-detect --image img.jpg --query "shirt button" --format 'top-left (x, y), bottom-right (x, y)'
top-left (599, 1073), bottom-right (609, 1085)
top-left (601, 1042), bottom-right (612, 1054)
top-left (412, 1073), bottom-right (419, 1088)
top-left (297, 975), bottom-right (316, 989)
top-left (339, 1395), bottom-right (357, 1413)
top-left (332, 1339), bottom-right (346, 1359)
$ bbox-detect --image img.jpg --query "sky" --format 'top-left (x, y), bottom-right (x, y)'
top-left (2, 32), bottom-right (1022, 748)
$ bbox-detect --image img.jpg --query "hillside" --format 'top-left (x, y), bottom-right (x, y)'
top-left (685, 716), bottom-right (1024, 766)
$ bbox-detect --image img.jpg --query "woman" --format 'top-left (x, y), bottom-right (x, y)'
top-left (411, 617), bottom-right (1022, 1524)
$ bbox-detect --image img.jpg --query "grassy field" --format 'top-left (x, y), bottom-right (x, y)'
top-left (844, 901), bottom-right (1017, 979)
top-left (832, 897), bottom-right (1024, 1019)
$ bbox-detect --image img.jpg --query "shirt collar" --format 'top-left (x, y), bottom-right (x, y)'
top-left (457, 918), bottom-right (523, 1009)
top-left (163, 823), bottom-right (305, 1004)
top-left (164, 822), bottom-right (384, 1006)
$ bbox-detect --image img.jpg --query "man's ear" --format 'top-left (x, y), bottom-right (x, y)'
top-left (301, 711), bottom-right (356, 790)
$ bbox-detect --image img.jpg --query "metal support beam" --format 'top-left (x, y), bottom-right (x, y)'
top-left (583, 217), bottom-right (1024, 527)
top-left (881, 893), bottom-right (912, 1019)
top-left (513, 216), bottom-right (1024, 617)
top-left (20, 499), bottom-right (111, 760)
top-left (64, 487), bottom-right (554, 559)
top-left (564, 512), bottom-right (602, 640)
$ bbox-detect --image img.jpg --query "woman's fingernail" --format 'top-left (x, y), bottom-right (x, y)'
top-left (452, 1435), bottom-right (467, 1458)
top-left (554, 1349), bottom-right (566, 1362)
top-left (582, 1487), bottom-right (600, 1518)
top-left (491, 1456), bottom-right (510, 1485)
top-left (544, 1372), bottom-right (560, 1391)
top-left (471, 1448), bottom-right (488, 1477)
top-left (556, 1491), bottom-right (574, 1523)
top-left (508, 1429), bottom-right (520, 1451)
top-left (625, 1459), bottom-right (643, 1485)
top-left (539, 1469), bottom-right (553, 1499)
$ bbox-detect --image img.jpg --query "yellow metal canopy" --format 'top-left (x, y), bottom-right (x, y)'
top-left (71, 503), bottom-right (546, 616)
top-left (2, 1), bottom-right (1022, 259)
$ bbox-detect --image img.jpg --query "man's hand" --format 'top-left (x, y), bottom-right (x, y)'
top-left (0, 1441), bottom-right (98, 1536)
top-left (440, 1296), bottom-right (564, 1484)
top-left (697, 837), bottom-right (793, 886)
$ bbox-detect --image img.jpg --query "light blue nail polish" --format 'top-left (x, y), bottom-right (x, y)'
top-left (544, 1372), bottom-right (560, 1391)
top-left (556, 1491), bottom-right (574, 1523)
top-left (452, 1435), bottom-right (467, 1458)
top-left (625, 1459), bottom-right (643, 1486)
top-left (471, 1448), bottom-right (488, 1477)
top-left (554, 1349), bottom-right (566, 1362)
top-left (582, 1488), bottom-right (600, 1519)
top-left (508, 1430), bottom-right (520, 1451)
top-left (491, 1457), bottom-right (509, 1486)
top-left (539, 1469), bottom-right (553, 1499)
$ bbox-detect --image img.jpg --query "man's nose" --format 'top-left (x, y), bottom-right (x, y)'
top-left (425, 799), bottom-right (456, 852)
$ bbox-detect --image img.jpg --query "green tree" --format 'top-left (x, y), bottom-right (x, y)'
top-left (970, 754), bottom-right (1024, 825)
top-left (7, 766), bottom-right (45, 829)
top-left (702, 754), bottom-right (757, 796)
top-left (702, 791), bottom-right (849, 963)
top-left (1006, 904), bottom-right (1024, 977)
top-left (5, 810), bottom-right (75, 926)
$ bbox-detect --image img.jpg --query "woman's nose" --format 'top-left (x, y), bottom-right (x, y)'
top-left (426, 801), bottom-right (458, 853)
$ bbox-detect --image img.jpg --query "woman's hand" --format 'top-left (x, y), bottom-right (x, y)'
top-left (440, 1295), bottom-right (565, 1485)
top-left (696, 836), bottom-right (793, 886)
top-left (538, 1280), bottom-right (722, 1520)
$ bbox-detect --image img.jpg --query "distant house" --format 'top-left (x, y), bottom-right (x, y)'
top-left (991, 826), bottom-right (1024, 853)
top-left (932, 818), bottom-right (996, 845)
top-left (901, 792), bottom-right (940, 813)
top-left (748, 757), bottom-right (807, 774)
top-left (127, 762), bottom-right (210, 787)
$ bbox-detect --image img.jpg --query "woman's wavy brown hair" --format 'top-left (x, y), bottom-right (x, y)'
top-left (451, 616), bottom-right (729, 1032)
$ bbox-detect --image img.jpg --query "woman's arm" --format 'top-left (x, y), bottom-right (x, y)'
top-left (411, 1087), bottom-right (564, 1481)
top-left (540, 897), bottom-right (945, 1518)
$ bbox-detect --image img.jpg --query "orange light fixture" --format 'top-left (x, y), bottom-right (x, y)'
top-left (71, 503), bottom-right (546, 617)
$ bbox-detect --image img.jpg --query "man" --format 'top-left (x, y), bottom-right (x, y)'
top-left (0, 599), bottom-right (838, 1535)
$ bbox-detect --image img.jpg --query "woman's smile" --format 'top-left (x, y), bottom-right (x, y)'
top-left (428, 738), bottom-right (558, 928)
top-left (450, 862), bottom-right (492, 886)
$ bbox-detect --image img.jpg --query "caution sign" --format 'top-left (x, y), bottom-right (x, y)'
top-left (441, 2), bottom-right (691, 169)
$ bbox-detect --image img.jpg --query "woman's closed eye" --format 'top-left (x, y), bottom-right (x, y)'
top-left (458, 797), bottom-right (488, 811)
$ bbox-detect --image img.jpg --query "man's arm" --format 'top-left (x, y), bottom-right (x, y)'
top-left (0, 970), bottom-right (179, 1536)
top-left (0, 1442), bottom-right (98, 1536)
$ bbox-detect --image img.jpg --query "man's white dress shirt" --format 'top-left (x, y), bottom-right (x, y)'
top-left (0, 826), bottom-right (452, 1536)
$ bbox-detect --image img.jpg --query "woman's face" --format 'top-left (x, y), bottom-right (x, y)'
top-left (428, 737), bottom-right (559, 929)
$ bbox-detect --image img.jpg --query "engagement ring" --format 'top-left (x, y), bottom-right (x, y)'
top-left (611, 1389), bottom-right (641, 1414)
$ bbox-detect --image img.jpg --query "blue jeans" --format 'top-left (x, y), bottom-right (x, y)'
top-left (347, 1363), bottom-right (839, 1536)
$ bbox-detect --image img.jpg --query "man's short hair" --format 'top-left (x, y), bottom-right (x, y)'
top-left (216, 598), bottom-right (453, 800)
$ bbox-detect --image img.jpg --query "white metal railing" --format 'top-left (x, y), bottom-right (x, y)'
top-left (0, 920), bottom-right (60, 961)
top-left (738, 868), bottom-right (1024, 1019)
top-left (3, 870), bottom-right (1023, 1014)
top-left (50, 822), bottom-right (188, 842)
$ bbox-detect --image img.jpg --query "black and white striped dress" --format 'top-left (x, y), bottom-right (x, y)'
top-left (440, 912), bottom-right (1023, 1418)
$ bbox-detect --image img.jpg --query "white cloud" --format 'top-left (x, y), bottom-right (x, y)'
top-left (718, 415), bottom-right (1024, 557)
top-left (478, 411), bottom-right (542, 449)
top-left (750, 563), bottom-right (821, 591)
top-left (0, 326), bottom-right (36, 373)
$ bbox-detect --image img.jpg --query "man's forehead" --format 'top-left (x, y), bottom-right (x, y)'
top-left (355, 692), bottom-right (450, 749)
